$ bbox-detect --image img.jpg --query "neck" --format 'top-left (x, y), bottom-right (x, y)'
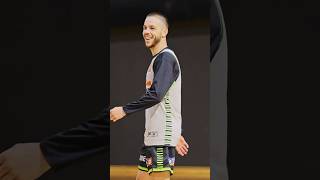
top-left (150, 40), bottom-right (168, 56)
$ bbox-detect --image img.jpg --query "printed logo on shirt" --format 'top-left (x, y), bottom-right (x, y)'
top-left (147, 131), bottom-right (158, 137)
top-left (139, 155), bottom-right (146, 162)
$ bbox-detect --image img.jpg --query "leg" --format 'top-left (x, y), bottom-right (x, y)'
top-left (149, 171), bottom-right (170, 180)
top-left (136, 170), bottom-right (170, 180)
top-left (136, 170), bottom-right (151, 180)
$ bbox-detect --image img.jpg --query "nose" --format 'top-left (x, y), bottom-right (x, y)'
top-left (143, 28), bottom-right (150, 36)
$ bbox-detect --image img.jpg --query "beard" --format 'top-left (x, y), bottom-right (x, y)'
top-left (145, 35), bottom-right (161, 48)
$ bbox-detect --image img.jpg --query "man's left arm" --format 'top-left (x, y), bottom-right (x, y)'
top-left (0, 108), bottom-right (108, 180)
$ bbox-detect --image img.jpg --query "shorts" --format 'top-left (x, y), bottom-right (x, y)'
top-left (138, 146), bottom-right (175, 175)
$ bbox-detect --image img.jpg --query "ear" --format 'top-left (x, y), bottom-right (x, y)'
top-left (162, 27), bottom-right (168, 38)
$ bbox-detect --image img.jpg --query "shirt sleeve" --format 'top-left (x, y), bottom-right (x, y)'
top-left (210, 0), bottom-right (223, 60)
top-left (39, 108), bottom-right (108, 168)
top-left (122, 52), bottom-right (180, 115)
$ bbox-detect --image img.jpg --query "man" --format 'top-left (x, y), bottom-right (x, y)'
top-left (110, 12), bottom-right (188, 180)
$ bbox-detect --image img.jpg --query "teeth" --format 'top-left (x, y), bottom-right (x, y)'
top-left (144, 36), bottom-right (152, 40)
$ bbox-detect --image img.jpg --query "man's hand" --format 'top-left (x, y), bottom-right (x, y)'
top-left (0, 143), bottom-right (51, 180)
top-left (110, 106), bottom-right (126, 122)
top-left (175, 136), bottom-right (189, 156)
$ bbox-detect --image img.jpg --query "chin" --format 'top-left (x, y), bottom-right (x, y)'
top-left (145, 43), bottom-right (152, 48)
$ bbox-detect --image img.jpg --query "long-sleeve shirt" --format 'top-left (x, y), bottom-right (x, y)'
top-left (123, 47), bottom-right (180, 115)
top-left (124, 47), bottom-right (182, 146)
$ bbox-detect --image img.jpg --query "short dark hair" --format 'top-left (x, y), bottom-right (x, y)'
top-left (146, 11), bottom-right (169, 29)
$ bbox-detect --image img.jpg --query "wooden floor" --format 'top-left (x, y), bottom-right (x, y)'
top-left (110, 165), bottom-right (210, 180)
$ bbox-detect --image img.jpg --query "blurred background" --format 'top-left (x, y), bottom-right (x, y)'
top-left (110, 0), bottom-right (210, 179)
top-left (0, 0), bottom-right (107, 179)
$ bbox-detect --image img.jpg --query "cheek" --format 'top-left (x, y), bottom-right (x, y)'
top-left (156, 32), bottom-right (162, 39)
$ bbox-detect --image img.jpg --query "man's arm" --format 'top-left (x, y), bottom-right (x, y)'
top-left (0, 108), bottom-right (108, 179)
top-left (110, 52), bottom-right (179, 122)
top-left (40, 108), bottom-right (108, 168)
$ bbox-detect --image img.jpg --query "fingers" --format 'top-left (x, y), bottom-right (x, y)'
top-left (180, 136), bottom-right (189, 149)
top-left (109, 110), bottom-right (116, 122)
top-left (110, 113), bottom-right (115, 121)
top-left (183, 141), bottom-right (189, 149)
top-left (0, 164), bottom-right (10, 179)
top-left (180, 146), bottom-right (188, 156)
top-left (110, 113), bottom-right (119, 122)
top-left (1, 173), bottom-right (18, 180)
top-left (176, 136), bottom-right (190, 156)
top-left (0, 155), bottom-right (9, 178)
top-left (0, 152), bottom-right (16, 180)
top-left (0, 155), bottom-right (5, 166)
top-left (0, 143), bottom-right (49, 180)
top-left (109, 107), bottom-right (126, 122)
top-left (176, 144), bottom-right (188, 156)
top-left (181, 144), bottom-right (188, 154)
top-left (177, 149), bottom-right (185, 156)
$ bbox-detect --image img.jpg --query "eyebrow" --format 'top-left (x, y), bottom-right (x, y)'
top-left (143, 24), bottom-right (156, 28)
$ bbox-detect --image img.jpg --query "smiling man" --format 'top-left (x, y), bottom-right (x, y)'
top-left (110, 12), bottom-right (188, 180)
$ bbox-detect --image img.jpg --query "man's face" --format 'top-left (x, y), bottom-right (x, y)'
top-left (142, 16), bottom-right (166, 48)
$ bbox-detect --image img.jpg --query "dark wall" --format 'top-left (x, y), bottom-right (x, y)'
top-left (1, 0), bottom-right (108, 179)
top-left (220, 0), bottom-right (320, 179)
top-left (110, 0), bottom-right (210, 27)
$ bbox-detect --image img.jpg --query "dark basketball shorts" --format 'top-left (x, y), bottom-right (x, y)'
top-left (138, 146), bottom-right (175, 175)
